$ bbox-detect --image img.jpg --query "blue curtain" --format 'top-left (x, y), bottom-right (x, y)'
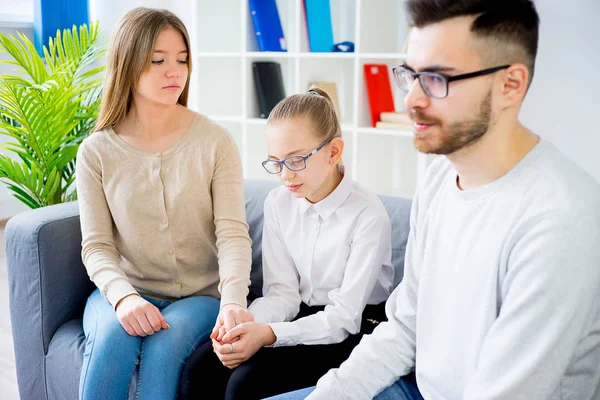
top-left (33, 0), bottom-right (89, 54)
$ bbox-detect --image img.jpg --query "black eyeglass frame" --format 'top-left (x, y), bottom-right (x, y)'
top-left (392, 65), bottom-right (511, 99)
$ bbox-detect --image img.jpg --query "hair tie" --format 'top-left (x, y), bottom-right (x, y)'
top-left (307, 89), bottom-right (321, 96)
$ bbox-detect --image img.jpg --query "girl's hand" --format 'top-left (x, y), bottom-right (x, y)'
top-left (115, 294), bottom-right (170, 336)
top-left (213, 322), bottom-right (276, 369)
top-left (211, 304), bottom-right (254, 342)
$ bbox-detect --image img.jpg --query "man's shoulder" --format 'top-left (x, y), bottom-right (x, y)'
top-left (526, 140), bottom-right (600, 217)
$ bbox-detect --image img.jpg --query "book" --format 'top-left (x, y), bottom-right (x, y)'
top-left (303, 0), bottom-right (335, 52)
top-left (249, 0), bottom-right (287, 52)
top-left (252, 61), bottom-right (286, 118)
top-left (364, 64), bottom-right (395, 127)
top-left (309, 81), bottom-right (340, 119)
top-left (380, 112), bottom-right (412, 124)
top-left (375, 121), bottom-right (413, 131)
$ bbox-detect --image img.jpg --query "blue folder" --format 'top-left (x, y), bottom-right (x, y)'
top-left (304, 0), bottom-right (335, 52)
top-left (249, 0), bottom-right (287, 52)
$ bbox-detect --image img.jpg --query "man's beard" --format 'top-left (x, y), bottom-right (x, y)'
top-left (411, 91), bottom-right (492, 155)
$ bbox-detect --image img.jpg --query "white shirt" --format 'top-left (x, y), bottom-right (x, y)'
top-left (310, 139), bottom-right (600, 400)
top-left (249, 172), bottom-right (394, 347)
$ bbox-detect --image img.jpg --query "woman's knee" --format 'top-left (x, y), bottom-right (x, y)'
top-left (84, 290), bottom-right (142, 357)
top-left (164, 296), bottom-right (220, 328)
top-left (159, 296), bottom-right (220, 347)
top-left (90, 317), bottom-right (142, 360)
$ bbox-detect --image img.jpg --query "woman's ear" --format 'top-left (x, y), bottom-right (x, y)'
top-left (329, 137), bottom-right (344, 166)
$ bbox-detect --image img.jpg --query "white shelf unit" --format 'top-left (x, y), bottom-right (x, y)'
top-left (169, 0), bottom-right (431, 198)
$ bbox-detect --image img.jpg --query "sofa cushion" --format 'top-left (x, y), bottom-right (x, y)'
top-left (46, 318), bottom-right (86, 400)
top-left (244, 179), bottom-right (280, 300)
top-left (378, 195), bottom-right (412, 287)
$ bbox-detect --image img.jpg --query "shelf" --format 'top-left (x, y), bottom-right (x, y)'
top-left (244, 120), bottom-right (353, 131)
top-left (245, 51), bottom-right (294, 58)
top-left (357, 127), bottom-right (413, 137)
top-left (246, 118), bottom-right (267, 125)
top-left (196, 52), bottom-right (242, 58)
top-left (297, 52), bottom-right (356, 59)
top-left (182, 0), bottom-right (420, 197)
top-left (359, 53), bottom-right (406, 60)
top-left (198, 52), bottom-right (403, 60)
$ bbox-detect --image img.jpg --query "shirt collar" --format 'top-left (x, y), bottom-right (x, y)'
top-left (297, 172), bottom-right (353, 219)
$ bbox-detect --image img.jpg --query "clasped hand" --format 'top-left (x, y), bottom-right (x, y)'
top-left (210, 304), bottom-right (276, 369)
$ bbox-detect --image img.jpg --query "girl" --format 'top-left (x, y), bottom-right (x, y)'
top-left (76, 8), bottom-right (253, 400)
top-left (179, 88), bottom-right (394, 399)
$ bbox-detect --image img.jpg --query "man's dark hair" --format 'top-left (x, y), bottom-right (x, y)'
top-left (406, 0), bottom-right (540, 86)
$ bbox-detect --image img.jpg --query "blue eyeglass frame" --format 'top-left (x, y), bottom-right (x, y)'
top-left (262, 134), bottom-right (341, 174)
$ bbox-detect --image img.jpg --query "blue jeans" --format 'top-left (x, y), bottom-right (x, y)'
top-left (79, 288), bottom-right (219, 400)
top-left (266, 373), bottom-right (423, 400)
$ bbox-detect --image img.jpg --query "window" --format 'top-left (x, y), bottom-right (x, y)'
top-left (0, 0), bottom-right (34, 24)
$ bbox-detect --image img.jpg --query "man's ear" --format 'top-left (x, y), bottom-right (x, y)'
top-left (498, 63), bottom-right (529, 108)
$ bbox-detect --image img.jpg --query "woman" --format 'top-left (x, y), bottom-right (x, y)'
top-left (76, 7), bottom-right (252, 400)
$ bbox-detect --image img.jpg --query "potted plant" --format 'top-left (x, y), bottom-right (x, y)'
top-left (0, 22), bottom-right (105, 209)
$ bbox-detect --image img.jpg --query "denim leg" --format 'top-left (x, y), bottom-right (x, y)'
top-left (79, 289), bottom-right (142, 400)
top-left (374, 373), bottom-right (424, 400)
top-left (265, 374), bottom-right (423, 400)
top-left (135, 295), bottom-right (220, 400)
top-left (264, 387), bottom-right (316, 400)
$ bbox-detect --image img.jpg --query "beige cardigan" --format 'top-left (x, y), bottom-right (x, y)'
top-left (75, 113), bottom-right (252, 308)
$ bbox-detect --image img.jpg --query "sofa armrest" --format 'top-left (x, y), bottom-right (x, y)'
top-left (5, 201), bottom-right (95, 400)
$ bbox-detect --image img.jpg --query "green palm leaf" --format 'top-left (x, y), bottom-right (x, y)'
top-left (0, 22), bottom-right (105, 208)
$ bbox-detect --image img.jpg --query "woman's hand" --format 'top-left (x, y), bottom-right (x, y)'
top-left (213, 322), bottom-right (276, 369)
top-left (115, 294), bottom-right (170, 336)
top-left (211, 304), bottom-right (254, 342)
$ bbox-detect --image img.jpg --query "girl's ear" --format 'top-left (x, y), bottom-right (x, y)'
top-left (329, 137), bottom-right (344, 166)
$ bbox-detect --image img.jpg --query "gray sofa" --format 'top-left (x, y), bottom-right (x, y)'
top-left (6, 179), bottom-right (411, 400)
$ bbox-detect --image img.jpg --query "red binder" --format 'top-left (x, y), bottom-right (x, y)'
top-left (364, 64), bottom-right (395, 127)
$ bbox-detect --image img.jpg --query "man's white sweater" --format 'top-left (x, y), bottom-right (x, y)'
top-left (309, 139), bottom-right (600, 400)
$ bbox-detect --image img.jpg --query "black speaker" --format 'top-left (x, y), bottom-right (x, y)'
top-left (252, 61), bottom-right (286, 119)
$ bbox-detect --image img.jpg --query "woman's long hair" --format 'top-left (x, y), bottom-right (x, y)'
top-left (95, 7), bottom-right (192, 132)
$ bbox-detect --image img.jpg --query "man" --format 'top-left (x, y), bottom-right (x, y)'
top-left (270, 0), bottom-right (600, 399)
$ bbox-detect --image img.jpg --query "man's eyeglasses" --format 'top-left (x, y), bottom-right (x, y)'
top-left (392, 65), bottom-right (510, 99)
top-left (262, 135), bottom-right (341, 175)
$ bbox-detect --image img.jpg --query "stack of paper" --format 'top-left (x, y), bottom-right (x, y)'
top-left (375, 112), bottom-right (413, 130)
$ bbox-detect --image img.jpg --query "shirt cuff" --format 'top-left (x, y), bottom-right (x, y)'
top-left (268, 321), bottom-right (301, 347)
top-left (248, 299), bottom-right (275, 323)
top-left (220, 281), bottom-right (249, 309)
top-left (105, 279), bottom-right (138, 310)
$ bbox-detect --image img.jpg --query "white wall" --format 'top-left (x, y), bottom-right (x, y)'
top-left (521, 0), bottom-right (600, 183)
top-left (88, 0), bottom-right (600, 185)
top-left (0, 25), bottom-right (32, 219)
top-left (1, 0), bottom-right (598, 219)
